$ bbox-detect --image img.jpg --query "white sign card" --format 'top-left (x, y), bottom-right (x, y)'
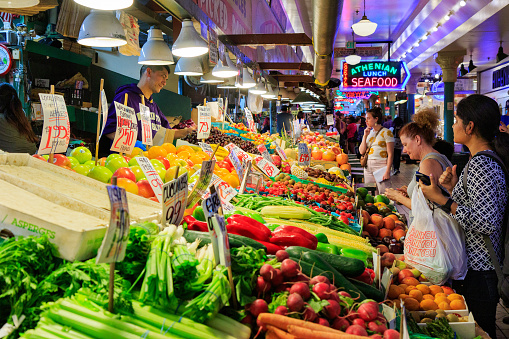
top-left (111, 101), bottom-right (138, 154)
top-left (257, 144), bottom-right (272, 162)
top-left (218, 97), bottom-right (224, 121)
top-left (212, 215), bottom-right (231, 267)
top-left (38, 94), bottom-right (70, 155)
top-left (100, 90), bottom-right (109, 137)
top-left (272, 141), bottom-right (288, 161)
top-left (326, 114), bottom-right (334, 125)
top-left (255, 156), bottom-right (280, 177)
top-left (207, 101), bottom-right (220, 121)
top-left (244, 107), bottom-right (256, 132)
top-left (298, 143), bottom-right (311, 166)
top-left (197, 105), bottom-right (212, 139)
top-left (139, 103), bottom-right (153, 146)
top-left (225, 143), bottom-right (251, 163)
top-left (202, 174), bottom-right (238, 204)
top-left (199, 142), bottom-right (216, 160)
top-left (162, 172), bottom-right (188, 227)
top-left (137, 156), bottom-right (164, 203)
top-left (187, 159), bottom-right (215, 208)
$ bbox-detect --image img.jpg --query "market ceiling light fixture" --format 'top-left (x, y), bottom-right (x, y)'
top-left (468, 54), bottom-right (476, 72)
top-left (292, 91), bottom-right (318, 104)
top-left (261, 84), bottom-right (276, 99)
top-left (346, 29), bottom-right (361, 65)
top-left (0, 0), bottom-right (39, 8)
top-left (249, 77), bottom-right (267, 94)
top-left (172, 19), bottom-right (209, 58)
top-left (351, 0), bottom-right (377, 37)
top-left (496, 41), bottom-right (508, 63)
top-left (200, 72), bottom-right (224, 84)
top-left (444, 11), bottom-right (453, 22)
top-left (74, 0), bottom-right (132, 10)
top-left (211, 55), bottom-right (239, 78)
top-left (78, 10), bottom-right (127, 47)
top-left (459, 0), bottom-right (467, 6)
top-left (217, 79), bottom-right (237, 88)
top-left (138, 27), bottom-right (174, 65)
top-left (174, 57), bottom-right (203, 76)
top-left (459, 63), bottom-right (468, 76)
top-left (235, 67), bottom-right (256, 88)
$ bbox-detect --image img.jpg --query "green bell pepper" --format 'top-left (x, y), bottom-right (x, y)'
top-left (244, 211), bottom-right (266, 224)
top-left (316, 242), bottom-right (340, 255)
top-left (315, 233), bottom-right (329, 244)
top-left (192, 206), bottom-right (206, 221)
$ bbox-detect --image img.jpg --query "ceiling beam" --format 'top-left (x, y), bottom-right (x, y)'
top-left (125, 1), bottom-right (173, 36)
top-left (273, 75), bottom-right (314, 82)
top-left (219, 33), bottom-right (312, 46)
top-left (259, 62), bottom-right (313, 71)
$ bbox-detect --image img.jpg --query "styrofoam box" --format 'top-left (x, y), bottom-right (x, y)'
top-left (417, 312), bottom-right (475, 339)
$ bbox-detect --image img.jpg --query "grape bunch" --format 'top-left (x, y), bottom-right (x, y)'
top-left (183, 127), bottom-right (260, 154)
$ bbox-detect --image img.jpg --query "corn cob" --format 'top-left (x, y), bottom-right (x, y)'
top-left (260, 206), bottom-right (313, 220)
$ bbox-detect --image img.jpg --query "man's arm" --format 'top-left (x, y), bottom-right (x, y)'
top-left (173, 127), bottom-right (196, 139)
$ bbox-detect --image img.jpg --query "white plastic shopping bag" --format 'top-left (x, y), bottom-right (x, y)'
top-left (404, 187), bottom-right (452, 285)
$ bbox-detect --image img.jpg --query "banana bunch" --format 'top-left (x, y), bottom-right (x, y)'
top-left (208, 144), bottom-right (229, 161)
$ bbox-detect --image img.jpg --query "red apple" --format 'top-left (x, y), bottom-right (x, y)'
top-left (123, 156), bottom-right (131, 164)
top-left (52, 154), bottom-right (70, 167)
top-left (59, 165), bottom-right (75, 172)
top-left (32, 154), bottom-right (46, 161)
top-left (271, 154), bottom-right (282, 167)
top-left (156, 156), bottom-right (171, 170)
top-left (398, 269), bottom-right (415, 283)
top-left (137, 180), bottom-right (155, 198)
top-left (113, 167), bottom-right (136, 183)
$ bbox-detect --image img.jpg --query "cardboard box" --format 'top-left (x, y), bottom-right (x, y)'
top-left (417, 313), bottom-right (475, 339)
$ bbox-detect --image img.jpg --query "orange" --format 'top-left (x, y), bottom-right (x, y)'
top-left (224, 174), bottom-right (240, 188)
top-left (434, 293), bottom-right (447, 299)
top-left (148, 146), bottom-right (168, 159)
top-left (438, 301), bottom-right (451, 310)
top-left (416, 284), bottom-right (430, 295)
top-left (166, 153), bottom-right (178, 162)
top-left (447, 293), bottom-right (464, 302)
top-left (429, 285), bottom-right (444, 296)
top-left (143, 151), bottom-right (149, 157)
top-left (177, 145), bottom-right (194, 154)
top-left (422, 294), bottom-right (435, 300)
top-left (185, 159), bottom-right (194, 167)
top-left (405, 285), bottom-right (417, 294)
top-left (387, 214), bottom-right (400, 222)
top-left (434, 296), bottom-right (449, 305)
top-left (398, 284), bottom-right (409, 292)
top-left (115, 178), bottom-right (138, 195)
top-left (177, 151), bottom-right (191, 160)
top-left (129, 147), bottom-right (144, 158)
top-left (162, 143), bottom-right (177, 154)
top-left (188, 155), bottom-right (203, 165)
top-left (420, 299), bottom-right (438, 311)
top-left (450, 300), bottom-right (466, 310)
top-left (196, 151), bottom-right (209, 160)
top-left (409, 290), bottom-right (423, 302)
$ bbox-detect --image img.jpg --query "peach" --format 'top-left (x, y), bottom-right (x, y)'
top-left (383, 217), bottom-right (396, 230)
top-left (379, 228), bottom-right (393, 239)
top-left (370, 214), bottom-right (384, 228)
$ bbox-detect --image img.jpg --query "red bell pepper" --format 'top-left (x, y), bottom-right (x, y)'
top-left (254, 240), bottom-right (283, 255)
top-left (273, 225), bottom-right (318, 248)
top-left (226, 224), bottom-right (270, 242)
top-left (183, 215), bottom-right (209, 232)
top-left (226, 215), bottom-right (272, 239)
top-left (269, 235), bottom-right (317, 250)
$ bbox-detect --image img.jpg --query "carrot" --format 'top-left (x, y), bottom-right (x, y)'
top-left (287, 325), bottom-right (367, 339)
top-left (266, 330), bottom-right (279, 339)
top-left (266, 325), bottom-right (296, 339)
top-left (257, 313), bottom-right (338, 333)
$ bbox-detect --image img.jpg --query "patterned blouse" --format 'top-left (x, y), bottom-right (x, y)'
top-left (452, 152), bottom-right (508, 271)
top-left (367, 127), bottom-right (394, 160)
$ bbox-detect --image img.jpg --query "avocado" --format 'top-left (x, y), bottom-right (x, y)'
top-left (365, 205), bottom-right (379, 215)
top-left (364, 194), bottom-right (374, 204)
top-left (356, 187), bottom-right (368, 198)
top-left (357, 199), bottom-right (366, 209)
top-left (379, 206), bottom-right (392, 216)
top-left (375, 194), bottom-right (391, 205)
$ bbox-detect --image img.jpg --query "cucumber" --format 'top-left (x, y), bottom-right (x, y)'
top-left (285, 246), bottom-right (365, 277)
top-left (300, 252), bottom-right (366, 301)
top-left (288, 255), bottom-right (334, 281)
top-left (347, 278), bottom-right (385, 302)
top-left (228, 234), bottom-right (267, 251)
top-left (183, 230), bottom-right (266, 251)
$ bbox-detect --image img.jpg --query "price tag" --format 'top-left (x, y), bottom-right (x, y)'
top-left (139, 103), bottom-right (153, 146)
top-left (162, 172), bottom-right (188, 227)
top-left (225, 143), bottom-right (251, 162)
top-left (96, 185), bottom-right (130, 264)
top-left (199, 142), bottom-right (216, 160)
top-left (272, 141), bottom-right (288, 161)
top-left (111, 101), bottom-right (138, 154)
top-left (257, 144), bottom-right (272, 162)
top-left (211, 215), bottom-right (231, 267)
top-left (197, 105), bottom-right (211, 139)
top-left (202, 174), bottom-right (237, 204)
top-left (244, 107), bottom-right (256, 132)
top-left (187, 159), bottom-right (215, 208)
top-left (298, 143), bottom-right (311, 166)
top-left (218, 97), bottom-right (224, 121)
top-left (226, 145), bottom-right (244, 180)
top-left (38, 94), bottom-right (70, 155)
top-left (137, 156), bottom-right (164, 204)
top-left (203, 189), bottom-right (222, 216)
top-left (326, 114), bottom-right (334, 126)
top-left (255, 156), bottom-right (280, 178)
top-left (99, 90), bottom-right (109, 137)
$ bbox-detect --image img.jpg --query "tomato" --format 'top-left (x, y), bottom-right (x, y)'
top-left (217, 160), bottom-right (233, 172)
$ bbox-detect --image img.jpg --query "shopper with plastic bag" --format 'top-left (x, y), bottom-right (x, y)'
top-left (420, 94), bottom-right (509, 338)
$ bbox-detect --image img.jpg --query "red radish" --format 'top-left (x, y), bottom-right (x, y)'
top-left (274, 305), bottom-right (288, 316)
top-left (256, 276), bottom-right (271, 294)
top-left (338, 291), bottom-right (351, 298)
top-left (371, 335), bottom-right (383, 339)
top-left (241, 313), bottom-right (252, 325)
top-left (291, 274), bottom-right (310, 283)
top-left (276, 250), bottom-right (289, 262)
top-left (329, 291), bottom-right (340, 303)
top-left (273, 283), bottom-right (287, 293)
top-left (281, 259), bottom-right (299, 278)
top-left (309, 275), bottom-right (330, 286)
top-left (376, 314), bottom-right (388, 324)
top-left (352, 318), bottom-right (366, 327)
top-left (289, 282), bottom-right (311, 300)
top-left (316, 318), bottom-right (330, 327)
top-left (249, 299), bottom-right (268, 317)
top-left (287, 293), bottom-right (304, 312)
top-left (368, 321), bottom-right (387, 334)
top-left (260, 264), bottom-right (276, 281)
top-left (332, 318), bottom-right (350, 331)
top-left (312, 283), bottom-right (331, 300)
top-left (358, 301), bottom-right (379, 322)
top-left (383, 329), bottom-right (400, 339)
top-left (302, 306), bottom-right (317, 321)
top-left (346, 325), bottom-right (368, 336)
top-left (323, 299), bottom-right (341, 319)
top-left (271, 269), bottom-right (284, 286)
top-left (345, 310), bottom-right (359, 320)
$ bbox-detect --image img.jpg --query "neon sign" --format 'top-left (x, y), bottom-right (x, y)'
top-left (336, 90), bottom-right (378, 99)
top-left (341, 60), bottom-right (410, 91)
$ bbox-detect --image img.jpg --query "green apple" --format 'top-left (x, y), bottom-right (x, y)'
top-left (155, 166), bottom-right (166, 182)
top-left (411, 268), bottom-right (421, 279)
top-left (42, 155), bottom-right (49, 161)
top-left (74, 164), bottom-right (92, 176)
top-left (128, 155), bottom-right (142, 167)
top-left (130, 165), bottom-right (146, 182)
top-left (395, 260), bottom-right (407, 270)
top-left (150, 159), bottom-right (165, 169)
top-left (165, 166), bottom-right (188, 183)
top-left (84, 160), bottom-right (96, 169)
top-left (106, 154), bottom-right (123, 162)
top-left (105, 157), bottom-right (129, 174)
top-left (87, 166), bottom-right (113, 183)
top-left (70, 146), bottom-right (93, 164)
top-left (188, 173), bottom-right (199, 184)
top-left (67, 156), bottom-right (80, 169)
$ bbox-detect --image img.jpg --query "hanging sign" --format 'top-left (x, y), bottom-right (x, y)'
top-left (99, 90), bottom-right (109, 137)
top-left (335, 90), bottom-right (378, 99)
top-left (197, 105), bottom-right (211, 139)
top-left (137, 156), bottom-right (164, 204)
top-left (334, 46), bottom-right (383, 58)
top-left (208, 26), bottom-right (218, 65)
top-left (139, 103), bottom-right (153, 146)
top-left (255, 156), bottom-right (280, 178)
top-left (162, 172), bottom-right (188, 227)
top-left (38, 94), bottom-right (70, 155)
top-left (341, 60), bottom-right (410, 92)
top-left (297, 143), bottom-right (311, 166)
top-left (244, 107), bottom-right (256, 132)
top-left (326, 114), bottom-right (334, 125)
top-left (111, 101), bottom-right (138, 154)
top-left (257, 144), bottom-right (272, 162)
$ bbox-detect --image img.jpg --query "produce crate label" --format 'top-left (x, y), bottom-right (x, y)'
top-left (326, 114), bottom-right (334, 126)
top-left (271, 141), bottom-right (288, 161)
top-left (255, 156), bottom-right (280, 177)
top-left (99, 90), bottom-right (109, 137)
top-left (187, 159), bottom-right (215, 208)
top-left (298, 143), bottom-right (311, 166)
top-left (197, 105), bottom-right (211, 139)
top-left (244, 107), bottom-right (256, 132)
top-left (38, 93), bottom-right (70, 155)
top-left (198, 142), bottom-right (216, 160)
top-left (137, 156), bottom-right (164, 204)
top-left (162, 172), bottom-right (188, 227)
top-left (111, 101), bottom-right (138, 154)
top-left (257, 144), bottom-right (272, 162)
top-left (139, 103), bottom-right (153, 146)
top-left (211, 215), bottom-right (231, 267)
top-left (96, 185), bottom-right (130, 264)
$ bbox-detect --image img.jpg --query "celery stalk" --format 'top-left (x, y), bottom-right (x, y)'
top-left (206, 313), bottom-right (251, 339)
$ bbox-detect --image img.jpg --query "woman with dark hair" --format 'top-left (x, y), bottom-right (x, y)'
top-left (359, 107), bottom-right (394, 193)
top-left (261, 116), bottom-right (270, 134)
top-left (420, 94), bottom-right (509, 338)
top-left (0, 83), bottom-right (37, 154)
top-left (392, 117), bottom-right (404, 174)
top-left (294, 110), bottom-right (309, 139)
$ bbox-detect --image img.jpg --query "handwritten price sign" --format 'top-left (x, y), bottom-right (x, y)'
top-left (137, 156), bottom-right (164, 203)
top-left (326, 114), bottom-right (334, 126)
top-left (225, 143), bottom-right (251, 163)
top-left (99, 90), bottom-right (109, 137)
top-left (298, 143), bottom-right (311, 166)
top-left (111, 101), bottom-right (138, 154)
top-left (218, 97), bottom-right (224, 121)
top-left (199, 142), bottom-right (216, 160)
top-left (255, 156), bottom-right (280, 178)
top-left (162, 172), bottom-right (188, 227)
top-left (139, 103), bottom-right (153, 146)
top-left (202, 174), bottom-right (237, 204)
top-left (244, 107), bottom-right (256, 132)
top-left (197, 105), bottom-right (211, 139)
top-left (187, 159), bottom-right (215, 208)
top-left (257, 144), bottom-right (272, 162)
top-left (38, 94), bottom-right (70, 155)
top-left (272, 141), bottom-right (288, 161)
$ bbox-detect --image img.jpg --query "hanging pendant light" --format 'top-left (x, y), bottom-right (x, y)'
top-left (292, 92), bottom-right (318, 104)
top-left (200, 72), bottom-right (224, 83)
top-left (78, 10), bottom-right (127, 47)
top-left (235, 67), bottom-right (256, 88)
top-left (468, 54), bottom-right (476, 73)
top-left (351, 0), bottom-right (377, 37)
top-left (0, 0), bottom-right (39, 8)
top-left (174, 57), bottom-right (203, 76)
top-left (249, 77), bottom-right (267, 95)
top-left (459, 63), bottom-right (468, 76)
top-left (211, 56), bottom-right (239, 78)
top-left (74, 0), bottom-right (132, 10)
top-left (172, 19), bottom-right (209, 58)
top-left (261, 84), bottom-right (276, 99)
top-left (217, 79), bottom-right (237, 89)
top-left (138, 27), bottom-right (174, 65)
top-left (496, 41), bottom-right (509, 63)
